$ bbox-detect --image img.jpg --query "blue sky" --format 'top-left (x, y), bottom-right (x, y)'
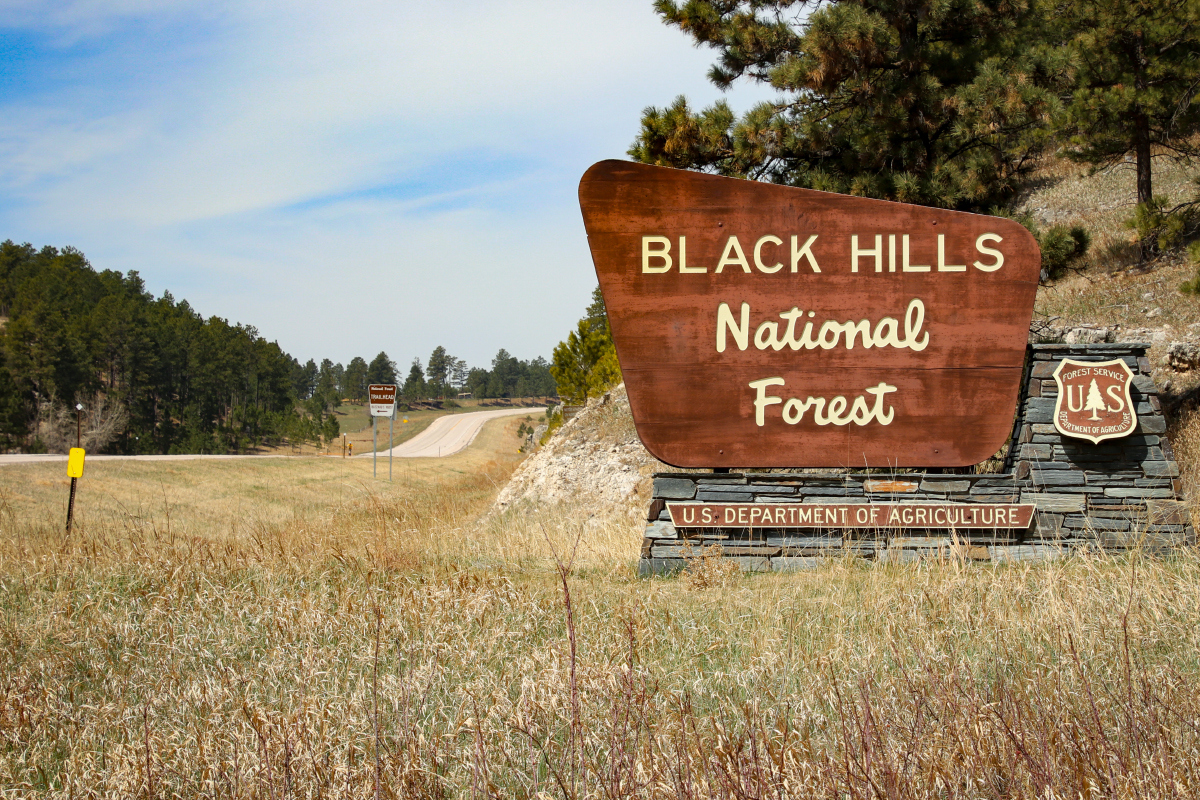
top-left (0, 0), bottom-right (774, 371)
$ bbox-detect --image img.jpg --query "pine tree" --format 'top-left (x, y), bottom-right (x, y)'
top-left (343, 357), bottom-right (368, 402)
top-left (402, 358), bottom-right (425, 400)
top-left (1085, 378), bottom-right (1105, 421)
top-left (1055, 0), bottom-right (1200, 259)
top-left (427, 346), bottom-right (449, 398)
top-left (366, 352), bottom-right (397, 386)
top-left (550, 287), bottom-right (621, 404)
top-left (630, 0), bottom-right (1065, 210)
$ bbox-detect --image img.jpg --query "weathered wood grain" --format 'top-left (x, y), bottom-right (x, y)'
top-left (579, 160), bottom-right (1041, 468)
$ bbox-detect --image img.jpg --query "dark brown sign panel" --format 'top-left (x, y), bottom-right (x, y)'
top-left (578, 160), bottom-right (1041, 468)
top-left (668, 502), bottom-right (1036, 530)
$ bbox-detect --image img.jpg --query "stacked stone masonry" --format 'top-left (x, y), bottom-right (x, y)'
top-left (640, 343), bottom-right (1195, 576)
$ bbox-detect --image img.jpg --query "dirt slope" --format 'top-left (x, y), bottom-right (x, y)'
top-left (493, 384), bottom-right (666, 517)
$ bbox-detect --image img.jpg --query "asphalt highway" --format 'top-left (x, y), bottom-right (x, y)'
top-left (0, 406), bottom-right (544, 466)
top-left (368, 406), bottom-right (542, 459)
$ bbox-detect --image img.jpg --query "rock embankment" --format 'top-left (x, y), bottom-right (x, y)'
top-left (493, 384), bottom-right (666, 515)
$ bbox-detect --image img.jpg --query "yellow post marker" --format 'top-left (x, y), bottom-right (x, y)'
top-left (67, 447), bottom-right (85, 478)
top-left (66, 447), bottom-right (85, 532)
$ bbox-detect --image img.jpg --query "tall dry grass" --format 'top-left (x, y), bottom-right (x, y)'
top-left (4, 419), bottom-right (1200, 797)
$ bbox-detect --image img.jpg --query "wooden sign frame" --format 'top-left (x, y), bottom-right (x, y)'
top-left (579, 160), bottom-right (1041, 468)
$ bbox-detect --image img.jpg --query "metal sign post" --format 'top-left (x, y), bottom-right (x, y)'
top-left (389, 408), bottom-right (394, 481)
top-left (66, 403), bottom-right (84, 532)
top-left (367, 384), bottom-right (397, 480)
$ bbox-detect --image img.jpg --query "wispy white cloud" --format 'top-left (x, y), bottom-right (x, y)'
top-left (0, 0), bottom-right (775, 367)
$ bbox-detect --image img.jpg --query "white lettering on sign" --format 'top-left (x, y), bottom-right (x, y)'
top-left (938, 234), bottom-right (966, 272)
top-left (716, 236), bottom-right (751, 273)
top-left (973, 233), bottom-right (1004, 271)
top-left (753, 235), bottom-right (783, 273)
top-left (851, 235), bottom-right (882, 273)
top-left (368, 384), bottom-right (398, 417)
top-left (791, 235), bottom-right (820, 273)
top-left (642, 236), bottom-right (672, 273)
top-left (748, 378), bottom-right (897, 427)
top-left (640, 232), bottom-right (1005, 274)
top-left (636, 226), bottom-right (1013, 436)
top-left (669, 502), bottom-right (1036, 529)
top-left (1062, 366), bottom-right (1130, 415)
top-left (903, 234), bottom-right (930, 272)
top-left (716, 298), bottom-right (929, 353)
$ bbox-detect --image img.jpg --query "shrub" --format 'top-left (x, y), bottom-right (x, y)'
top-left (1180, 241), bottom-right (1200, 294)
top-left (1127, 195), bottom-right (1193, 255)
top-left (989, 209), bottom-right (1090, 281)
top-left (1039, 224), bottom-right (1091, 280)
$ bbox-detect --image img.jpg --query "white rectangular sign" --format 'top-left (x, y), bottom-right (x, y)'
top-left (368, 384), bottom-right (397, 417)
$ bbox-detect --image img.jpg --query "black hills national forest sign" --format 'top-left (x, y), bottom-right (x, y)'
top-left (578, 160), bottom-right (1042, 468)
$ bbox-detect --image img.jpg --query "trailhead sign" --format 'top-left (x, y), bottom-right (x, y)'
top-left (368, 384), bottom-right (397, 418)
top-left (579, 160), bottom-right (1041, 468)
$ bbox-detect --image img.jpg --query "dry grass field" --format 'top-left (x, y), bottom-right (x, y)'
top-left (5, 411), bottom-right (1200, 798)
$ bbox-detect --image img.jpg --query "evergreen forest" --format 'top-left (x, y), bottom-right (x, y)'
top-left (0, 241), bottom-right (555, 454)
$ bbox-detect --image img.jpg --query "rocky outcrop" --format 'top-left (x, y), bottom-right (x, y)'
top-left (493, 384), bottom-right (667, 514)
top-left (1167, 342), bottom-right (1200, 372)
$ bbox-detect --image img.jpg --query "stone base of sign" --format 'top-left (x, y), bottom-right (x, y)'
top-left (638, 343), bottom-right (1195, 576)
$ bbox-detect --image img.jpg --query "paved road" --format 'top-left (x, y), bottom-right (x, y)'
top-left (369, 406), bottom-right (543, 459)
top-left (0, 407), bottom-right (543, 466)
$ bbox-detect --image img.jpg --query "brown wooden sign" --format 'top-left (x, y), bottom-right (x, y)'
top-left (1052, 359), bottom-right (1136, 444)
top-left (668, 502), bottom-right (1036, 530)
top-left (578, 160), bottom-right (1041, 468)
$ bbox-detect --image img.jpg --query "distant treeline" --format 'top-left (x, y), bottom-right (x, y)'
top-left (463, 350), bottom-right (556, 400)
top-left (302, 346), bottom-right (556, 406)
top-left (341, 346), bottom-right (556, 403)
top-left (0, 241), bottom-right (556, 453)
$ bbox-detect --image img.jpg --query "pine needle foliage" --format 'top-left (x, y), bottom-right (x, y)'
top-left (1054, 0), bottom-right (1200, 262)
top-left (630, 0), bottom-right (1066, 210)
top-left (1056, 1), bottom-right (1200, 204)
top-left (550, 287), bottom-right (621, 405)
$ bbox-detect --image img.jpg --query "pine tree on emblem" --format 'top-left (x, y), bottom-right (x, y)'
top-left (1085, 378), bottom-right (1105, 421)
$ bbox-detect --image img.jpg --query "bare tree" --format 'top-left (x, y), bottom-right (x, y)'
top-left (35, 394), bottom-right (129, 453)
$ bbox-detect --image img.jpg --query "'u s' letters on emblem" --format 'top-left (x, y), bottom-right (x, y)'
top-left (1051, 358), bottom-right (1137, 444)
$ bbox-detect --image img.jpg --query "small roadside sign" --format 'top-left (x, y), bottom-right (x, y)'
top-left (367, 384), bottom-right (398, 481)
top-left (368, 384), bottom-right (397, 417)
top-left (67, 447), bottom-right (86, 478)
top-left (65, 446), bottom-right (86, 532)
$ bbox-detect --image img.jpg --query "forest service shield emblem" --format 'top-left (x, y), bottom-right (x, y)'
top-left (1052, 358), bottom-right (1136, 444)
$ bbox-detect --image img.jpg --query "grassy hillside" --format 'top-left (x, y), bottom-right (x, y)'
top-left (1022, 156), bottom-right (1198, 332)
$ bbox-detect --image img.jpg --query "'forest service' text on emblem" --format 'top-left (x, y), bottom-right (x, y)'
top-left (1052, 358), bottom-right (1136, 444)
